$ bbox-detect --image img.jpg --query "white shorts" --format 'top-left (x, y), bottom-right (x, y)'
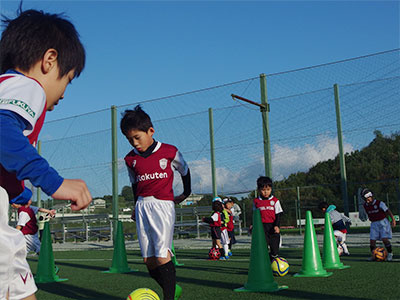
top-left (334, 230), bottom-right (346, 243)
top-left (25, 233), bottom-right (41, 254)
top-left (220, 229), bottom-right (229, 246)
top-left (0, 187), bottom-right (37, 300)
top-left (136, 197), bottom-right (175, 258)
top-left (370, 218), bottom-right (392, 240)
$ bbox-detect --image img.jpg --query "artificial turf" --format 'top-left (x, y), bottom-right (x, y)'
top-left (28, 247), bottom-right (399, 300)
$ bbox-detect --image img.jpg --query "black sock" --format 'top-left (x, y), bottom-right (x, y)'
top-left (384, 243), bottom-right (392, 253)
top-left (148, 266), bottom-right (162, 286)
top-left (370, 246), bottom-right (375, 253)
top-left (156, 261), bottom-right (176, 300)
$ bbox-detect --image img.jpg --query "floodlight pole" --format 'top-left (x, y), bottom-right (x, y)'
top-left (230, 73), bottom-right (272, 178)
top-left (260, 74), bottom-right (272, 178)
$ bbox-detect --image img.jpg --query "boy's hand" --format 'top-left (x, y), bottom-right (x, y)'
top-left (391, 219), bottom-right (396, 227)
top-left (48, 209), bottom-right (56, 218)
top-left (52, 179), bottom-right (92, 211)
top-left (174, 194), bottom-right (187, 205)
top-left (274, 226), bottom-right (280, 234)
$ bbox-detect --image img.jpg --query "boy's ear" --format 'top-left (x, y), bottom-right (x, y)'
top-left (41, 49), bottom-right (58, 74)
top-left (148, 127), bottom-right (155, 136)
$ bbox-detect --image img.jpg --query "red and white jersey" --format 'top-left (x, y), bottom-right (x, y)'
top-left (363, 199), bottom-right (388, 222)
top-left (253, 195), bottom-right (283, 223)
top-left (125, 142), bottom-right (188, 201)
top-left (0, 74), bottom-right (47, 199)
top-left (0, 74), bottom-right (47, 140)
top-left (209, 211), bottom-right (222, 227)
top-left (17, 205), bottom-right (39, 235)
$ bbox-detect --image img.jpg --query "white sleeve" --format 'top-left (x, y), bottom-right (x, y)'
top-left (275, 200), bottom-right (283, 214)
top-left (379, 201), bottom-right (388, 212)
top-left (211, 212), bottom-right (219, 222)
top-left (17, 211), bottom-right (31, 227)
top-left (0, 75), bottom-right (46, 134)
top-left (172, 150), bottom-right (188, 176)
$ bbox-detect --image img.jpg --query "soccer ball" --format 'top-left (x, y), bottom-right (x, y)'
top-left (373, 247), bottom-right (387, 262)
top-left (271, 257), bottom-right (289, 277)
top-left (126, 288), bottom-right (160, 300)
top-left (208, 247), bottom-right (221, 260)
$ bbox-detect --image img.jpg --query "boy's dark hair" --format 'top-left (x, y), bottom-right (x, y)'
top-left (212, 200), bottom-right (223, 213)
top-left (318, 201), bottom-right (328, 210)
top-left (0, 8), bottom-right (85, 78)
top-left (120, 105), bottom-right (153, 135)
top-left (257, 176), bottom-right (273, 190)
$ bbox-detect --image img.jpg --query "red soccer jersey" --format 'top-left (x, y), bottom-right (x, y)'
top-left (17, 206), bottom-right (38, 235)
top-left (363, 199), bottom-right (387, 222)
top-left (253, 195), bottom-right (283, 224)
top-left (124, 142), bottom-right (188, 201)
top-left (208, 211), bottom-right (222, 227)
top-left (0, 74), bottom-right (47, 199)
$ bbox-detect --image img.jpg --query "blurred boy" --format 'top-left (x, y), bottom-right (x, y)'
top-left (319, 201), bottom-right (351, 256)
top-left (12, 195), bottom-right (56, 255)
top-left (0, 8), bottom-right (91, 300)
top-left (361, 188), bottom-right (396, 261)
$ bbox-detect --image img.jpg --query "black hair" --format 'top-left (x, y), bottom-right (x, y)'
top-left (120, 105), bottom-right (154, 135)
top-left (256, 176), bottom-right (273, 190)
top-left (318, 201), bottom-right (328, 210)
top-left (0, 8), bottom-right (85, 77)
top-left (212, 200), bottom-right (223, 213)
top-left (361, 188), bottom-right (373, 199)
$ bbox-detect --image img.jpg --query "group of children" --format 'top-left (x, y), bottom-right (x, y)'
top-left (202, 197), bottom-right (235, 260)
top-left (203, 175), bottom-right (397, 265)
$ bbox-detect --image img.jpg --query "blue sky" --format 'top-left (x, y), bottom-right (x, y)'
top-left (1, 1), bottom-right (399, 121)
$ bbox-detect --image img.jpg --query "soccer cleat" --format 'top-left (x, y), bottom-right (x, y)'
top-left (367, 255), bottom-right (375, 261)
top-left (219, 256), bottom-right (229, 261)
top-left (386, 253), bottom-right (393, 261)
top-left (343, 252), bottom-right (350, 256)
top-left (228, 251), bottom-right (232, 257)
top-left (174, 284), bottom-right (182, 300)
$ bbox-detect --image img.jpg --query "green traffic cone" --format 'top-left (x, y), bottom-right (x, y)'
top-left (103, 221), bottom-right (138, 273)
top-left (171, 241), bottom-right (184, 266)
top-left (235, 209), bottom-right (288, 292)
top-left (294, 211), bottom-right (332, 277)
top-left (322, 213), bottom-right (350, 270)
top-left (35, 222), bottom-right (68, 283)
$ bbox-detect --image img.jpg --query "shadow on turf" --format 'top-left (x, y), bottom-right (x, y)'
top-left (37, 282), bottom-right (123, 300)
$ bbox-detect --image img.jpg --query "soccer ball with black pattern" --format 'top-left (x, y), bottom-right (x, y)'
top-left (373, 247), bottom-right (387, 262)
top-left (208, 247), bottom-right (221, 260)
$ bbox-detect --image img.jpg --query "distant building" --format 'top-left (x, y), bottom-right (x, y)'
top-left (92, 198), bottom-right (106, 209)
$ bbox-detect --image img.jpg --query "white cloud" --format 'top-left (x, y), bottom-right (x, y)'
top-left (271, 135), bottom-right (354, 180)
top-left (183, 135), bottom-right (354, 195)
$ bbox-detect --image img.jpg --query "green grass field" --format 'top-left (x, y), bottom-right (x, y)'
top-left (29, 247), bottom-right (398, 300)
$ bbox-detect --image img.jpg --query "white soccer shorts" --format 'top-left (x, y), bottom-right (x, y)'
top-left (220, 229), bottom-right (229, 246)
top-left (25, 233), bottom-right (41, 254)
top-left (370, 218), bottom-right (392, 240)
top-left (0, 187), bottom-right (37, 300)
top-left (334, 230), bottom-right (346, 243)
top-left (135, 197), bottom-right (175, 258)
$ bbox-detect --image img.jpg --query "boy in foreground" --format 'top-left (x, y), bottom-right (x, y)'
top-left (121, 105), bottom-right (191, 300)
top-left (0, 8), bottom-right (92, 300)
top-left (361, 188), bottom-right (396, 261)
